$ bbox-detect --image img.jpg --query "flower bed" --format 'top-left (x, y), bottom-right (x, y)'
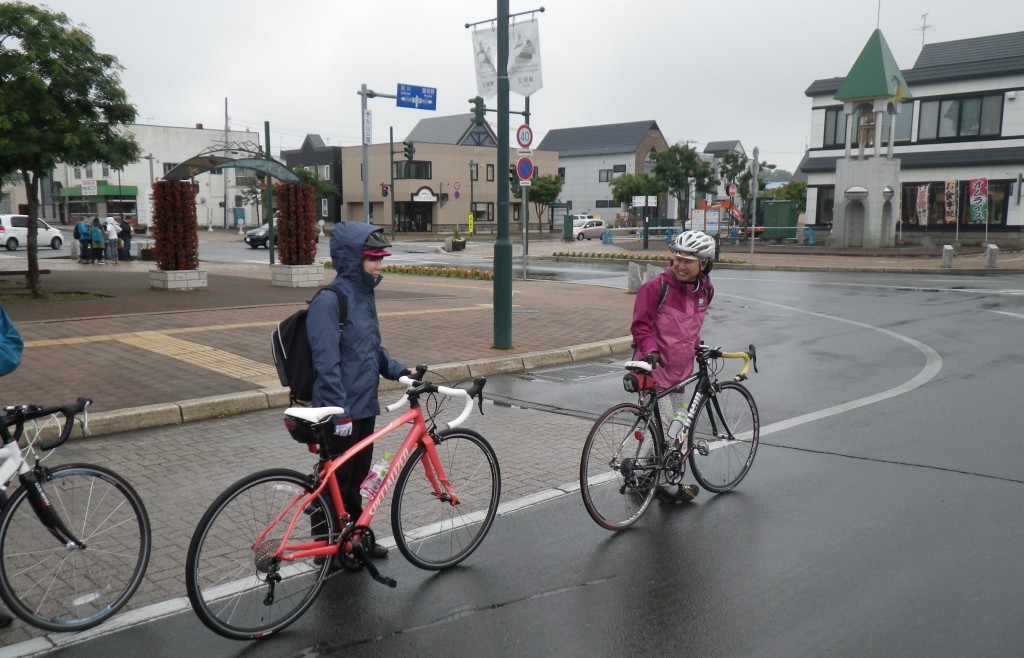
top-left (382, 265), bottom-right (493, 280)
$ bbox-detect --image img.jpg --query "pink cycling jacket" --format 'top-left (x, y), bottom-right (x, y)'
top-left (630, 268), bottom-right (714, 389)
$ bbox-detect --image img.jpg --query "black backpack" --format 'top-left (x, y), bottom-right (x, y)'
top-left (272, 286), bottom-right (347, 406)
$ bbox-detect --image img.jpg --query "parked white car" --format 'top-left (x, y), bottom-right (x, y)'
top-left (0, 214), bottom-right (64, 251)
top-left (572, 217), bottom-right (607, 241)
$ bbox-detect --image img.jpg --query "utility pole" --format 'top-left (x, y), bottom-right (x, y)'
top-left (358, 84), bottom-right (398, 224)
top-left (223, 97), bottom-right (229, 229)
top-left (749, 146), bottom-right (759, 263)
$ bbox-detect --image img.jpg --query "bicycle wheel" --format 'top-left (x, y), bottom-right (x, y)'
top-left (0, 463), bottom-right (151, 632)
top-left (580, 403), bottom-right (661, 531)
top-left (688, 382), bottom-right (760, 493)
top-left (391, 428), bottom-right (501, 570)
top-left (185, 469), bottom-right (336, 640)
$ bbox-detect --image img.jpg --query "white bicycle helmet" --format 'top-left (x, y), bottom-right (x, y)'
top-left (672, 230), bottom-right (715, 260)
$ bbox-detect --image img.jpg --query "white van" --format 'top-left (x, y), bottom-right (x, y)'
top-left (0, 214), bottom-right (65, 251)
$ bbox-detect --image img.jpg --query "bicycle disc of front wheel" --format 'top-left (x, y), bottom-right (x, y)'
top-left (688, 382), bottom-right (760, 493)
top-left (0, 464), bottom-right (151, 632)
top-left (185, 469), bottom-right (335, 640)
top-left (391, 428), bottom-right (501, 570)
top-left (580, 403), bottom-right (661, 531)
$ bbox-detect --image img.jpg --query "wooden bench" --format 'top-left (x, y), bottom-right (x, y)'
top-left (0, 269), bottom-right (51, 287)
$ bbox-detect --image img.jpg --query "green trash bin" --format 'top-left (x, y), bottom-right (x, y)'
top-left (562, 215), bottom-right (573, 241)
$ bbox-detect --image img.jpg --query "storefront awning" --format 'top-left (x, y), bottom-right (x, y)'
top-left (60, 181), bottom-right (139, 197)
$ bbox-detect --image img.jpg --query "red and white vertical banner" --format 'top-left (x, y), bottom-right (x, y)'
top-left (968, 178), bottom-right (988, 224)
top-left (944, 179), bottom-right (958, 224)
top-left (916, 185), bottom-right (929, 225)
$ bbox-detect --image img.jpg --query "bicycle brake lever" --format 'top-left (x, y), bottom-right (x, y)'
top-left (749, 344), bottom-right (758, 373)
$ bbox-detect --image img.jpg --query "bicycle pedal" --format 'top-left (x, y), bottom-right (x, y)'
top-left (696, 440), bottom-right (709, 456)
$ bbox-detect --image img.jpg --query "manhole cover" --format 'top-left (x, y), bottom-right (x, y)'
top-left (530, 363), bottom-right (621, 381)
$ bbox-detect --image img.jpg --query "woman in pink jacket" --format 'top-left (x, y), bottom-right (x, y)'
top-left (630, 230), bottom-right (716, 503)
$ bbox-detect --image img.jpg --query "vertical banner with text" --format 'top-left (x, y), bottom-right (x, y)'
top-left (916, 185), bottom-right (929, 225)
top-left (472, 19), bottom-right (543, 99)
top-left (944, 179), bottom-right (958, 224)
top-left (969, 178), bottom-right (988, 224)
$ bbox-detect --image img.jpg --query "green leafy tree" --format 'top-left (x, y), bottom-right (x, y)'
top-left (293, 166), bottom-right (339, 203)
top-left (0, 3), bottom-right (140, 296)
top-left (239, 173), bottom-right (267, 224)
top-left (609, 173), bottom-right (664, 224)
top-left (519, 174), bottom-right (562, 229)
top-left (717, 150), bottom-right (777, 212)
top-left (765, 179), bottom-right (807, 213)
top-left (650, 143), bottom-right (718, 227)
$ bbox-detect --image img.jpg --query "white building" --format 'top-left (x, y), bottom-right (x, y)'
top-left (536, 120), bottom-right (672, 225)
top-left (47, 123), bottom-right (262, 229)
top-left (800, 30), bottom-right (1024, 247)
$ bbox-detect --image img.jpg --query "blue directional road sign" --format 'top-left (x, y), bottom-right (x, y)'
top-left (396, 84), bottom-right (437, 110)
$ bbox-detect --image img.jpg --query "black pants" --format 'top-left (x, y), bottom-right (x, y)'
top-left (324, 417), bottom-right (376, 521)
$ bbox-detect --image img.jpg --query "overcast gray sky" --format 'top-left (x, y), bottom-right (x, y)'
top-left (36, 0), bottom-right (1024, 173)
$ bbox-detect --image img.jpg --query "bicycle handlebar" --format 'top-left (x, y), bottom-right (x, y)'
top-left (625, 343), bottom-right (758, 382)
top-left (386, 376), bottom-right (487, 430)
top-left (0, 397), bottom-right (91, 451)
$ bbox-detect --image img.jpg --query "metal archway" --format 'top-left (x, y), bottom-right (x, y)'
top-left (161, 140), bottom-right (299, 182)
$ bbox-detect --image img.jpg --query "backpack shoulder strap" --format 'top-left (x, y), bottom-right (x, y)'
top-left (656, 278), bottom-right (670, 313)
top-left (309, 285), bottom-right (347, 328)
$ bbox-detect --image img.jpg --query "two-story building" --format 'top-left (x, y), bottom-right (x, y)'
top-left (800, 30), bottom-right (1024, 246)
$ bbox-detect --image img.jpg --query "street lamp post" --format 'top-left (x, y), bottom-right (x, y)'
top-left (749, 146), bottom-right (759, 262)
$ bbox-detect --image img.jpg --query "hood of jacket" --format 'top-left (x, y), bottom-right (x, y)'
top-left (330, 221), bottom-right (384, 287)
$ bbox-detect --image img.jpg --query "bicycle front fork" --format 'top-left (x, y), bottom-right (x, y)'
top-left (20, 467), bottom-right (85, 549)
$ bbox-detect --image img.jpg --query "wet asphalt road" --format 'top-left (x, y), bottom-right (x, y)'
top-left (9, 267), bottom-right (1024, 657)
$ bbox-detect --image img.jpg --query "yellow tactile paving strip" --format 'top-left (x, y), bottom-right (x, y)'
top-left (21, 305), bottom-right (496, 383)
top-left (117, 331), bottom-right (278, 381)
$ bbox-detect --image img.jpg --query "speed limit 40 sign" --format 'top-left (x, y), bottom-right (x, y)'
top-left (516, 124), bottom-right (533, 148)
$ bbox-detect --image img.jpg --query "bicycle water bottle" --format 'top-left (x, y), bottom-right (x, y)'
top-left (359, 452), bottom-right (392, 501)
top-left (667, 407), bottom-right (687, 443)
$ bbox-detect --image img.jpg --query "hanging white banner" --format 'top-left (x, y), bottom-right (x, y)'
top-left (509, 19), bottom-right (543, 97)
top-left (472, 27), bottom-right (498, 99)
top-left (472, 19), bottom-right (544, 99)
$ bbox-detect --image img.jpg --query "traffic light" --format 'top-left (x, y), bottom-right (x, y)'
top-left (508, 163), bottom-right (516, 185)
top-left (381, 184), bottom-right (389, 197)
top-left (402, 140), bottom-right (415, 161)
top-left (469, 96), bottom-right (485, 126)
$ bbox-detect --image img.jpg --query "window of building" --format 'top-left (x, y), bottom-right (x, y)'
top-left (73, 167), bottom-right (82, 180)
top-left (599, 169), bottom-right (612, 182)
top-left (824, 106), bottom-right (911, 146)
top-left (392, 161), bottom-right (432, 180)
top-left (814, 186), bottom-right (835, 226)
top-left (901, 179), bottom-right (1011, 227)
top-left (319, 164), bottom-right (330, 180)
top-left (917, 94), bottom-right (1003, 141)
top-left (85, 165), bottom-right (93, 178)
top-left (321, 198), bottom-right (328, 217)
top-left (612, 164), bottom-right (627, 173)
top-left (471, 162), bottom-right (479, 181)
top-left (163, 163), bottom-right (179, 176)
top-left (557, 167), bottom-right (565, 184)
top-left (101, 164), bottom-right (110, 177)
top-left (486, 164), bottom-right (494, 182)
top-left (596, 200), bottom-right (609, 208)
top-left (472, 202), bottom-right (494, 221)
top-left (235, 168), bottom-right (257, 188)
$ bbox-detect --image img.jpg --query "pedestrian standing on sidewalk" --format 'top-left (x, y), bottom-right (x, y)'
top-left (630, 230), bottom-right (716, 504)
top-left (0, 302), bottom-right (24, 629)
top-left (104, 218), bottom-right (119, 264)
top-left (306, 222), bottom-right (415, 560)
top-left (119, 217), bottom-right (133, 261)
top-left (74, 217), bottom-right (92, 263)
top-left (90, 218), bottom-right (105, 264)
